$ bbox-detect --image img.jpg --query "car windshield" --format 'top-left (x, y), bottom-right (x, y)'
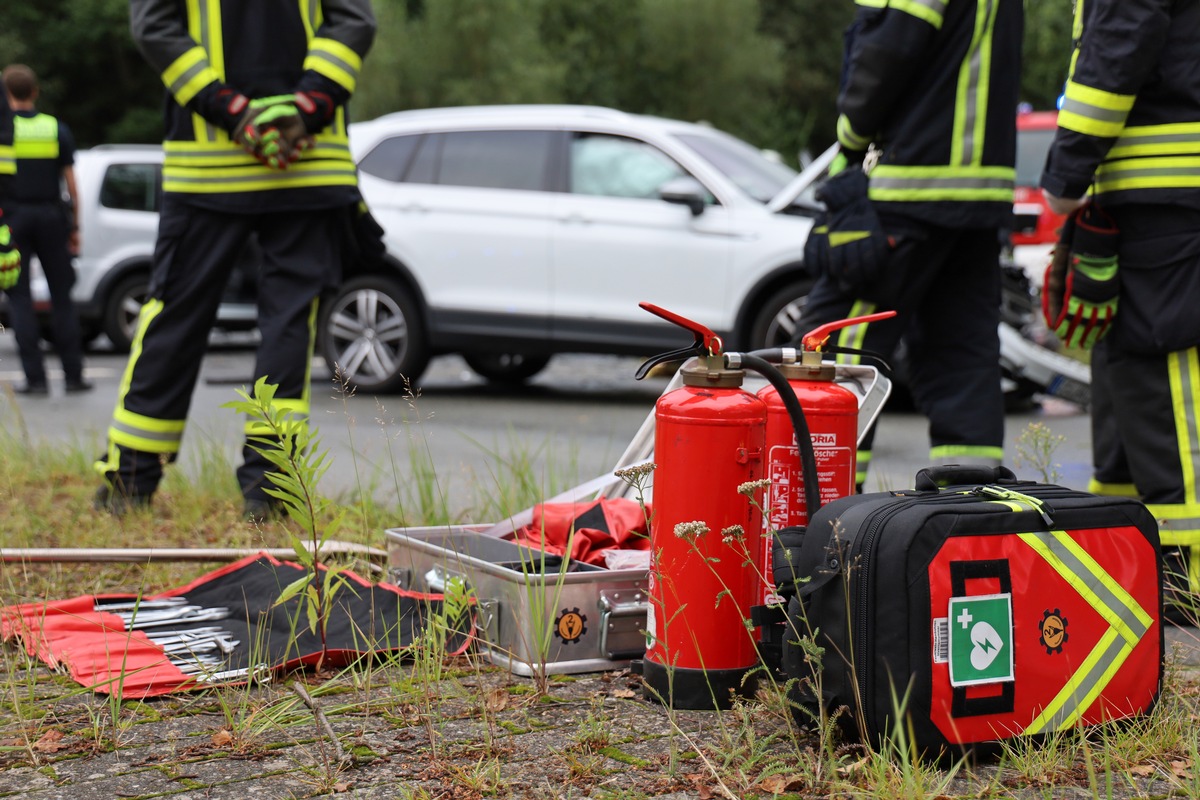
top-left (673, 131), bottom-right (797, 203)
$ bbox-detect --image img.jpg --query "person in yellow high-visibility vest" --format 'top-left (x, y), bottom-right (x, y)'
top-left (2, 64), bottom-right (89, 396)
top-left (1041, 0), bottom-right (1200, 611)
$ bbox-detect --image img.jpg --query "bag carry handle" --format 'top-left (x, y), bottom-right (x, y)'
top-left (914, 464), bottom-right (1017, 492)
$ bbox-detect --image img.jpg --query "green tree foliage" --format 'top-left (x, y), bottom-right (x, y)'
top-left (3, 0), bottom-right (1079, 160)
top-left (0, 0), bottom-right (162, 146)
top-left (1021, 0), bottom-right (1073, 111)
top-left (759, 0), bottom-right (855, 162)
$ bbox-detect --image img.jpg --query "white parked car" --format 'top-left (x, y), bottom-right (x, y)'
top-left (22, 106), bottom-right (830, 393)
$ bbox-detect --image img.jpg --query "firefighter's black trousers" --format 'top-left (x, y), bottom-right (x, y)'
top-left (96, 196), bottom-right (340, 502)
top-left (801, 216), bottom-right (1005, 487)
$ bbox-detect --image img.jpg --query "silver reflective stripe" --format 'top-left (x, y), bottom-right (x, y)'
top-left (1174, 350), bottom-right (1200, 507)
top-left (310, 45), bottom-right (359, 82)
top-left (1035, 630), bottom-right (1129, 732)
top-left (167, 59), bottom-right (211, 100)
top-left (1023, 531), bottom-right (1149, 642)
top-left (1061, 96), bottom-right (1131, 126)
top-left (869, 175), bottom-right (1014, 191)
top-left (164, 169), bottom-right (355, 187)
top-left (956, 0), bottom-right (995, 165)
top-left (192, 0), bottom-right (219, 143)
top-left (109, 421), bottom-right (183, 445)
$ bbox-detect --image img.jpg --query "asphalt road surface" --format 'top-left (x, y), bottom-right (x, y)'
top-left (0, 331), bottom-right (1096, 515)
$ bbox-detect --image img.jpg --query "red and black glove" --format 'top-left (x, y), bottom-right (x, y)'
top-left (1042, 204), bottom-right (1120, 350)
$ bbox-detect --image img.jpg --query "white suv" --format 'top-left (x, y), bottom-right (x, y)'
top-left (24, 106), bottom-right (830, 393)
top-left (346, 104), bottom-right (826, 388)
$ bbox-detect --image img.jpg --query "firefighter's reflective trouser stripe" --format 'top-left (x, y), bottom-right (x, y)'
top-left (95, 196), bottom-right (337, 499)
top-left (803, 219), bottom-right (1004, 489)
top-left (1098, 344), bottom-right (1200, 593)
top-left (159, 1), bottom-right (361, 195)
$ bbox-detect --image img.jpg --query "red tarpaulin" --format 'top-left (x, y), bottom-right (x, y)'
top-left (2, 553), bottom-right (466, 698)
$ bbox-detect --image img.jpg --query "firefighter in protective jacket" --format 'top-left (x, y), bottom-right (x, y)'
top-left (1040, 0), bottom-right (1200, 601)
top-left (804, 0), bottom-right (1023, 487)
top-left (95, 0), bottom-right (376, 517)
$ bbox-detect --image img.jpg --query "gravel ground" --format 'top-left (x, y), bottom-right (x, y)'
top-left (4, 636), bottom-right (1200, 800)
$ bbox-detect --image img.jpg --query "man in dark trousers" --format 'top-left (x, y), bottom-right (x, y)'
top-left (1040, 0), bottom-right (1200, 604)
top-left (802, 0), bottom-right (1023, 489)
top-left (95, 0), bottom-right (376, 518)
top-left (2, 64), bottom-right (89, 395)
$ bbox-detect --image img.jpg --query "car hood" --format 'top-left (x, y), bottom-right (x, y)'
top-left (765, 144), bottom-right (839, 214)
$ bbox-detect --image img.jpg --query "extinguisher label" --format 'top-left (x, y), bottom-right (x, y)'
top-left (764, 443), bottom-right (855, 530)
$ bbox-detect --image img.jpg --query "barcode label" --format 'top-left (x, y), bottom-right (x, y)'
top-left (933, 617), bottom-right (949, 663)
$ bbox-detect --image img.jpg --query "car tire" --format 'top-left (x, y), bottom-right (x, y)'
top-left (102, 272), bottom-right (150, 353)
top-left (464, 353), bottom-right (552, 385)
top-left (319, 273), bottom-right (429, 394)
top-left (747, 280), bottom-right (815, 349)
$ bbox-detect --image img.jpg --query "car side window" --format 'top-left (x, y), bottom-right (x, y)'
top-left (435, 130), bottom-right (554, 191)
top-left (99, 163), bottom-right (162, 212)
top-left (570, 133), bottom-right (689, 200)
top-left (358, 134), bottom-right (422, 182)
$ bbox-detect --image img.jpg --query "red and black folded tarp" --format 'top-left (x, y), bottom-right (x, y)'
top-left (2, 552), bottom-right (466, 697)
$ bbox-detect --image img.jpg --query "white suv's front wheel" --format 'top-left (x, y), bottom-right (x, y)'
top-left (318, 274), bottom-right (428, 394)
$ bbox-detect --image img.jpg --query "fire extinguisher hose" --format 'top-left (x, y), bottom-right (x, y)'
top-left (737, 353), bottom-right (822, 517)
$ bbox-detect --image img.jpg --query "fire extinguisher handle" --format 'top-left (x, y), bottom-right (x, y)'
top-left (635, 302), bottom-right (725, 380)
top-left (802, 310), bottom-right (898, 352)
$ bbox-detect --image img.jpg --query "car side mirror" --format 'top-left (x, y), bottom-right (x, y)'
top-left (659, 177), bottom-right (708, 217)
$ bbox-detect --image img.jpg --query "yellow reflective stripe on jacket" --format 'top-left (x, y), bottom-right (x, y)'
top-left (161, 44), bottom-right (219, 107)
top-left (1095, 156), bottom-right (1200, 193)
top-left (855, 0), bottom-right (887, 7)
top-left (0, 144), bottom-right (13, 176)
top-left (888, 0), bottom-right (949, 28)
top-left (1018, 528), bottom-right (1154, 734)
top-left (1106, 123), bottom-right (1200, 159)
top-left (837, 114), bottom-right (871, 152)
top-left (869, 164), bottom-right (1014, 202)
top-left (1058, 79), bottom-right (1135, 139)
top-left (162, 139), bottom-right (355, 193)
top-left (304, 37), bottom-right (363, 93)
top-left (13, 114), bottom-right (59, 160)
top-left (951, 0), bottom-right (998, 166)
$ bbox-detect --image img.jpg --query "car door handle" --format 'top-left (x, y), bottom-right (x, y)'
top-left (558, 212), bottom-right (592, 225)
top-left (402, 202), bottom-right (429, 214)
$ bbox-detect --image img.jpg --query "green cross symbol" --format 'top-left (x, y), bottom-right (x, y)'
top-left (947, 594), bottom-right (1014, 687)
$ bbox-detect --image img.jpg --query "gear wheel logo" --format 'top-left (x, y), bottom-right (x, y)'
top-left (554, 608), bottom-right (587, 644)
top-left (1039, 608), bottom-right (1068, 654)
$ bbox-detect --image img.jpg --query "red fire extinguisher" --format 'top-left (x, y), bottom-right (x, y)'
top-left (756, 312), bottom-right (896, 607)
top-left (635, 303), bottom-right (767, 710)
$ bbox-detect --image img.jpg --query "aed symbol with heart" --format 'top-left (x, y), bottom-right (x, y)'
top-left (969, 621), bottom-right (1005, 670)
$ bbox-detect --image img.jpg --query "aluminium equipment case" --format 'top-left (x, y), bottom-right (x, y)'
top-left (779, 465), bottom-right (1163, 753)
top-left (386, 525), bottom-right (648, 676)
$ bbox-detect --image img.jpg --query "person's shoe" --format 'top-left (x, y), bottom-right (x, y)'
top-left (65, 378), bottom-right (94, 393)
top-left (243, 498), bottom-right (284, 523)
top-left (93, 484), bottom-right (152, 517)
top-left (15, 382), bottom-right (49, 396)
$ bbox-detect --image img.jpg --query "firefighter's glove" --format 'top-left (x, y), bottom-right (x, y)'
top-left (0, 217), bottom-right (20, 291)
top-left (811, 168), bottom-right (890, 296)
top-left (1042, 205), bottom-right (1120, 350)
top-left (235, 96), bottom-right (310, 170)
